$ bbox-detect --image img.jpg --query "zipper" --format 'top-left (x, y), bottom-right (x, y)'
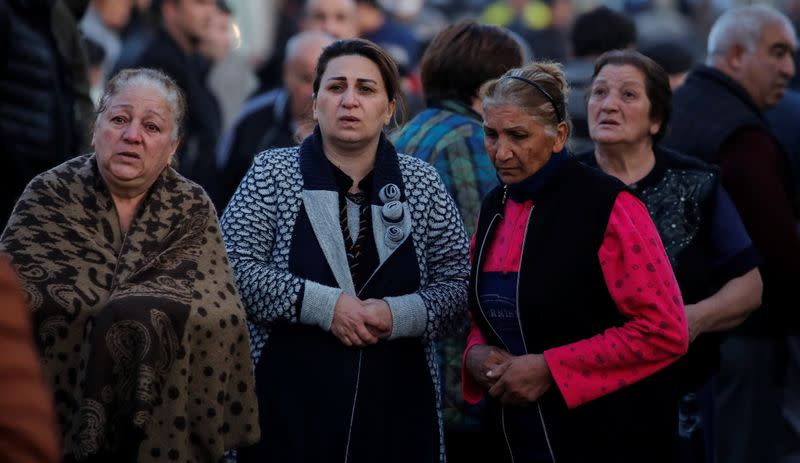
top-left (516, 208), bottom-right (557, 463)
top-left (343, 281), bottom-right (379, 462)
top-left (343, 349), bottom-right (363, 463)
top-left (473, 213), bottom-right (509, 351)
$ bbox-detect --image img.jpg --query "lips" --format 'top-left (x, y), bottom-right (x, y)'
top-left (339, 115), bottom-right (360, 123)
top-left (116, 151), bottom-right (141, 160)
top-left (598, 119), bottom-right (620, 126)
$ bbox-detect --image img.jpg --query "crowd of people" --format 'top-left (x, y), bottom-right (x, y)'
top-left (0, 0), bottom-right (798, 462)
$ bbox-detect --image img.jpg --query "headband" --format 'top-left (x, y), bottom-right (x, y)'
top-left (504, 75), bottom-right (564, 123)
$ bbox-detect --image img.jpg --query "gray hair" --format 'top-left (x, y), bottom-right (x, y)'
top-left (96, 68), bottom-right (186, 142)
top-left (480, 62), bottom-right (569, 137)
top-left (284, 30), bottom-right (336, 62)
top-left (706, 4), bottom-right (796, 61)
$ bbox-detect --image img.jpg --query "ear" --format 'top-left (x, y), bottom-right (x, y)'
top-left (312, 94), bottom-right (318, 121)
top-left (728, 43), bottom-right (747, 72)
top-left (649, 120), bottom-right (662, 137)
top-left (552, 121), bottom-right (569, 153)
top-left (385, 99), bottom-right (396, 125)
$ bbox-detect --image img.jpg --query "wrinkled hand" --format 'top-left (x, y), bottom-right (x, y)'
top-left (331, 294), bottom-right (389, 347)
top-left (465, 345), bottom-right (513, 389)
top-left (488, 354), bottom-right (553, 406)
top-left (362, 298), bottom-right (393, 339)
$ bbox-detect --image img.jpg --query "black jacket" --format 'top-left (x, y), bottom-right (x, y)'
top-left (469, 157), bottom-right (678, 463)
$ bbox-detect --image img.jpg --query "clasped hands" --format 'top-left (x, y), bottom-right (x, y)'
top-left (466, 345), bottom-right (554, 406)
top-left (330, 293), bottom-right (393, 347)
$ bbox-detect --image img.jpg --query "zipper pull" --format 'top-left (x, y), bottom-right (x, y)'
top-left (502, 185), bottom-right (508, 206)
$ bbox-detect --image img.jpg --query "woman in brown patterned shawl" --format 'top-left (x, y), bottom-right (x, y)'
top-left (0, 68), bottom-right (259, 463)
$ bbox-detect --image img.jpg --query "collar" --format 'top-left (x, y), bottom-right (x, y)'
top-left (299, 125), bottom-right (406, 204)
top-left (505, 149), bottom-right (568, 202)
top-left (432, 99), bottom-right (483, 122)
top-left (328, 159), bottom-right (375, 195)
top-left (690, 65), bottom-right (766, 119)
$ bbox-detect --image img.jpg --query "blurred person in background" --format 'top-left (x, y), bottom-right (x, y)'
top-left (0, 0), bottom-right (93, 230)
top-left (254, 0), bottom-right (358, 96)
top-left (563, 5), bottom-right (637, 153)
top-left (120, 0), bottom-right (223, 206)
top-left (480, 0), bottom-right (572, 62)
top-left (216, 31), bottom-right (334, 208)
top-left (640, 39), bottom-right (695, 89)
top-left (80, 0), bottom-right (133, 83)
top-left (578, 49), bottom-right (762, 463)
top-left (355, 0), bottom-right (420, 77)
top-left (663, 5), bottom-right (800, 462)
top-left (0, 257), bottom-right (60, 463)
top-left (390, 21), bottom-right (525, 463)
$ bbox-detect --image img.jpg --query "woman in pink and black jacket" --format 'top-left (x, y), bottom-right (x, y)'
top-left (462, 61), bottom-right (689, 463)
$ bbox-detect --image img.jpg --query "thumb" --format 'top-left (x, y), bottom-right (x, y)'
top-left (487, 359), bottom-right (511, 379)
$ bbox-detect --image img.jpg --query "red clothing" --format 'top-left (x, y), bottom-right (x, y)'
top-left (463, 192), bottom-right (688, 408)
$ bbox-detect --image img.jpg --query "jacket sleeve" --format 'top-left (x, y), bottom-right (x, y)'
top-left (543, 191), bottom-right (689, 408)
top-left (220, 153), bottom-right (342, 331)
top-left (385, 165), bottom-right (470, 340)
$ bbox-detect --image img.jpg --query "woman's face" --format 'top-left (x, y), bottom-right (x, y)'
top-left (313, 54), bottom-right (395, 149)
top-left (93, 84), bottom-right (178, 195)
top-left (587, 64), bottom-right (661, 147)
top-left (483, 104), bottom-right (567, 184)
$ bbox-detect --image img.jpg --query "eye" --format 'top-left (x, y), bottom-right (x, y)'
top-left (591, 87), bottom-right (607, 97)
top-left (359, 85), bottom-right (376, 94)
top-left (483, 128), bottom-right (497, 139)
top-left (622, 90), bottom-right (637, 100)
top-left (511, 132), bottom-right (528, 140)
top-left (111, 115), bottom-right (127, 124)
top-left (327, 83), bottom-right (344, 92)
top-left (145, 123), bottom-right (161, 133)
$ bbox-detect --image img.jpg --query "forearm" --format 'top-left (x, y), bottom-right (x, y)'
top-left (686, 267), bottom-right (762, 340)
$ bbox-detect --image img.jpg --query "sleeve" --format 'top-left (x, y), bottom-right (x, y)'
top-left (543, 191), bottom-right (689, 408)
top-left (220, 155), bottom-right (342, 331)
top-left (0, 258), bottom-right (60, 463)
top-left (708, 184), bottom-right (761, 282)
top-left (718, 128), bottom-right (800, 303)
top-left (462, 314), bottom-right (489, 404)
top-left (385, 168), bottom-right (470, 340)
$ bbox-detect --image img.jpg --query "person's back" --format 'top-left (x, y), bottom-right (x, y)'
top-left (662, 5), bottom-right (800, 462)
top-left (121, 0), bottom-right (222, 205)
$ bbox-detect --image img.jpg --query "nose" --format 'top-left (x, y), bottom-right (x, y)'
top-left (341, 87), bottom-right (358, 108)
top-left (123, 123), bottom-right (142, 143)
top-left (494, 137), bottom-right (514, 162)
top-left (780, 53), bottom-right (796, 80)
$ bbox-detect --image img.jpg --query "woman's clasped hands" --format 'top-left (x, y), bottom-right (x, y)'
top-left (331, 293), bottom-right (394, 347)
top-left (467, 345), bottom-right (555, 406)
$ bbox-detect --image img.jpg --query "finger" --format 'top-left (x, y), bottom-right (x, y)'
top-left (488, 379), bottom-right (505, 398)
top-left (487, 361), bottom-right (510, 379)
top-left (354, 324), bottom-right (379, 345)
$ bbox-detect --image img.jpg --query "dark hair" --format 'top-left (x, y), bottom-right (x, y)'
top-left (420, 21), bottom-right (525, 107)
top-left (313, 38), bottom-right (407, 126)
top-left (590, 49), bottom-right (672, 142)
top-left (480, 62), bottom-right (569, 136)
top-left (640, 40), bottom-right (695, 75)
top-left (571, 6), bottom-right (636, 57)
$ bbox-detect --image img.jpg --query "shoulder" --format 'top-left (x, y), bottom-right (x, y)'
top-left (29, 154), bottom-right (95, 191)
top-left (234, 89), bottom-right (286, 126)
top-left (252, 146), bottom-right (301, 170)
top-left (564, 156), bottom-right (626, 192)
top-left (656, 145), bottom-right (718, 175)
top-left (397, 153), bottom-right (441, 180)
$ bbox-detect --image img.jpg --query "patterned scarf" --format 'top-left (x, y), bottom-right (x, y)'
top-left (1, 154), bottom-right (259, 462)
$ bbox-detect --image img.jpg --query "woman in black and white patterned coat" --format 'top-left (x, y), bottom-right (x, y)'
top-left (221, 39), bottom-right (470, 463)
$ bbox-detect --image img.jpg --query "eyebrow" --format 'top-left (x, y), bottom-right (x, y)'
top-left (326, 76), bottom-right (379, 85)
top-left (109, 104), bottom-right (167, 122)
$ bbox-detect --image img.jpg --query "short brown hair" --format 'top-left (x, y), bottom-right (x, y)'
top-left (590, 49), bottom-right (672, 142)
top-left (421, 21), bottom-right (524, 107)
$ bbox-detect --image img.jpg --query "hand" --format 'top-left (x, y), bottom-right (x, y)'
top-left (488, 354), bottom-right (553, 406)
top-left (330, 294), bottom-right (388, 347)
top-left (465, 345), bottom-right (513, 389)
top-left (362, 298), bottom-right (393, 339)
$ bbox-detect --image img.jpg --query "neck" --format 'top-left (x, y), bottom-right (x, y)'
top-left (322, 137), bottom-right (379, 192)
top-left (164, 20), bottom-right (194, 54)
top-left (110, 191), bottom-right (147, 233)
top-left (594, 140), bottom-right (656, 186)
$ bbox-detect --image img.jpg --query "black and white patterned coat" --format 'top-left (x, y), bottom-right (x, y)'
top-left (221, 132), bottom-right (470, 462)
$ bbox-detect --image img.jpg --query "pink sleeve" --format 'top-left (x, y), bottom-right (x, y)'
top-left (462, 231), bottom-right (489, 404)
top-left (543, 192), bottom-right (689, 408)
top-left (462, 315), bottom-right (488, 404)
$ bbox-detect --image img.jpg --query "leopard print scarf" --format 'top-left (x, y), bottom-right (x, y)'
top-left (1, 154), bottom-right (259, 462)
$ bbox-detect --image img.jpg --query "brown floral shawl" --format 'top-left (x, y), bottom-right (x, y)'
top-left (1, 154), bottom-right (259, 462)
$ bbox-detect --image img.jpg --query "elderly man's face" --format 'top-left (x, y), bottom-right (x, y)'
top-left (302, 0), bottom-right (358, 39)
top-left (738, 23), bottom-right (797, 109)
top-left (284, 43), bottom-right (325, 121)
